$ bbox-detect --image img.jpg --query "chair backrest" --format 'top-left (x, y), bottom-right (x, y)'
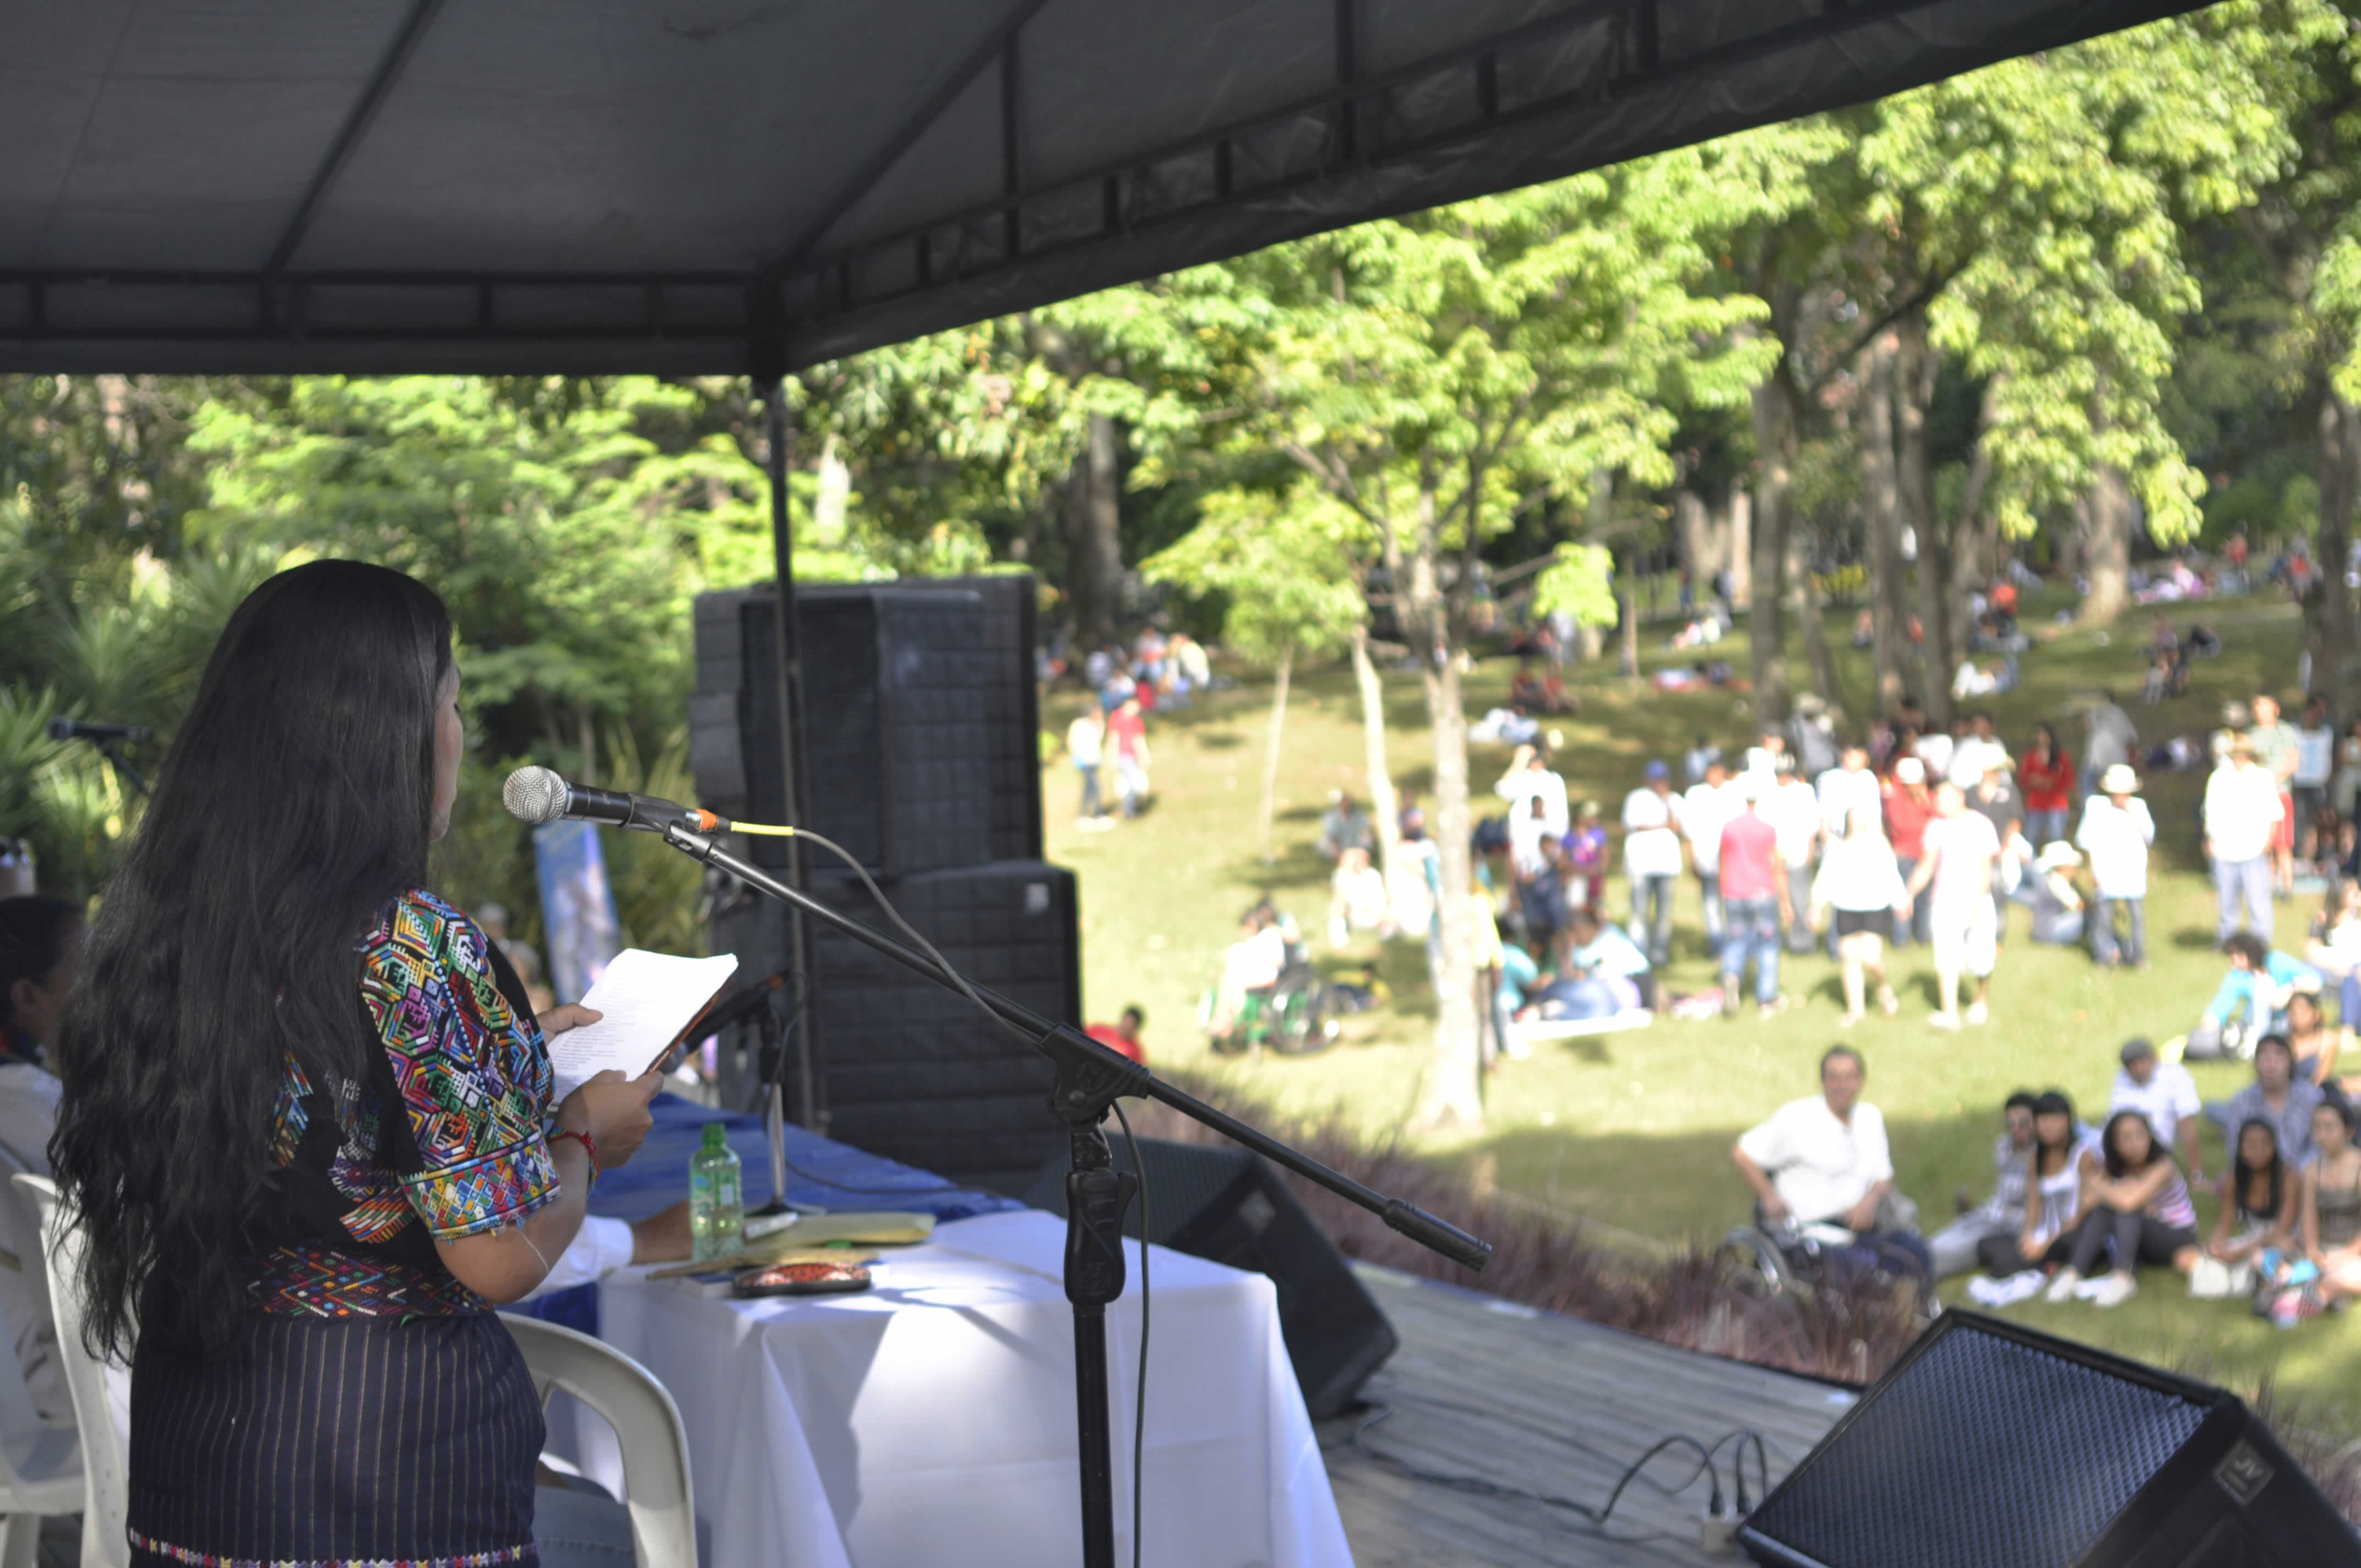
top-left (500, 1312), bottom-right (695, 1568)
top-left (14, 1175), bottom-right (130, 1568)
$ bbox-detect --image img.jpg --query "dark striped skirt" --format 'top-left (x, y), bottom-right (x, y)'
top-left (128, 1310), bottom-right (542, 1567)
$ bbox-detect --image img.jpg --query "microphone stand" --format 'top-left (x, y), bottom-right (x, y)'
top-left (659, 824), bottom-right (1490, 1568)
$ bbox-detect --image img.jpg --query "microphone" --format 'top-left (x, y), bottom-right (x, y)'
top-left (502, 765), bottom-right (720, 834)
top-left (48, 717), bottom-right (152, 744)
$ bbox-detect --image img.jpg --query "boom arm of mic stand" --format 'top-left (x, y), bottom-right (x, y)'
top-left (660, 824), bottom-right (1492, 1272)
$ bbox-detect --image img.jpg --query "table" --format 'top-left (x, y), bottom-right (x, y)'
top-left (540, 1101), bottom-right (1353, 1568)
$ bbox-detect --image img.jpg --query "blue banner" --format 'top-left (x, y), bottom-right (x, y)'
top-left (532, 818), bottom-right (622, 1005)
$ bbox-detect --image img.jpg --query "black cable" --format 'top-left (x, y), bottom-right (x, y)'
top-left (1112, 1098), bottom-right (1150, 1568)
top-left (1358, 1385), bottom-right (1754, 1497)
top-left (1345, 1403), bottom-right (1720, 1544)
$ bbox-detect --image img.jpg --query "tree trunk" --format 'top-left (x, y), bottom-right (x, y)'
top-left (1351, 624), bottom-right (1402, 888)
top-left (1407, 486), bottom-right (1483, 1134)
top-left (1618, 551), bottom-right (1641, 682)
top-left (1748, 373), bottom-right (1798, 723)
top-left (1062, 412), bottom-right (1125, 648)
top-left (1896, 311), bottom-right (1952, 726)
top-left (1859, 334), bottom-right (1913, 718)
top-left (1789, 525), bottom-right (1842, 720)
top-left (1727, 491), bottom-right (1753, 610)
top-left (1258, 643), bottom-right (1293, 863)
top-left (1415, 644), bottom-right (1486, 1133)
top-left (813, 432), bottom-right (851, 546)
top-left (2083, 462), bottom-right (2136, 629)
top-left (2316, 390), bottom-right (2361, 723)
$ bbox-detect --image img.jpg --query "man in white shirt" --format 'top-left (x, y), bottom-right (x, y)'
top-left (1906, 781), bottom-right (2002, 1031)
top-left (2108, 1037), bottom-right (2204, 1186)
top-left (1733, 1048), bottom-right (1929, 1276)
top-left (2202, 734), bottom-right (2283, 944)
top-left (1816, 743), bottom-right (1883, 840)
top-left (1494, 743), bottom-right (1570, 840)
top-left (1682, 761), bottom-right (1738, 948)
top-left (2076, 764), bottom-right (2156, 968)
top-left (1621, 761), bottom-right (1684, 966)
top-left (2295, 695), bottom-right (2336, 856)
top-left (1766, 760), bottom-right (1824, 955)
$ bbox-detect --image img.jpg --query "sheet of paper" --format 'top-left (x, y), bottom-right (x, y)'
top-left (548, 948), bottom-right (738, 1102)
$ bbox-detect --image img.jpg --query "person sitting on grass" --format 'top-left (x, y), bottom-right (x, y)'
top-left (1085, 1006), bottom-right (1147, 1065)
top-left (2203, 1118), bottom-right (2295, 1277)
top-left (1927, 1092), bottom-right (2037, 1277)
top-left (2109, 1037), bottom-right (2205, 1185)
top-left (2304, 877), bottom-right (2361, 1029)
top-left (1524, 905), bottom-right (1651, 1021)
top-left (2043, 1110), bottom-right (2201, 1308)
top-left (2187, 932), bottom-right (2321, 1061)
top-left (2025, 842), bottom-right (2087, 947)
top-left (1974, 1091), bottom-right (2097, 1283)
top-left (2283, 991), bottom-right (2353, 1098)
top-left (1326, 845), bottom-right (1394, 946)
top-left (2210, 1033), bottom-right (2327, 1173)
top-left (1732, 1047), bottom-right (1930, 1279)
top-left (2294, 1102), bottom-right (2361, 1316)
top-left (1316, 790), bottom-right (1374, 863)
top-left (1807, 804), bottom-right (1910, 1025)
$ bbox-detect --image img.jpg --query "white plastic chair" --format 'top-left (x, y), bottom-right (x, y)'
top-left (501, 1313), bottom-right (696, 1568)
top-left (14, 1174), bottom-right (128, 1568)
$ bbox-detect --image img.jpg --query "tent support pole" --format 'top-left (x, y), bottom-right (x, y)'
top-left (764, 380), bottom-right (822, 1135)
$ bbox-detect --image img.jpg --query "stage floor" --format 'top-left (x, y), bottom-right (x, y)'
top-left (1319, 1265), bottom-right (1858, 1567)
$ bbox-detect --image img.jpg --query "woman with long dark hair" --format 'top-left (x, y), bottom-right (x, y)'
top-left (2203, 1118), bottom-right (2293, 1268)
top-left (52, 560), bottom-right (659, 1568)
top-left (2018, 723), bottom-right (2075, 850)
top-left (1976, 1090), bottom-right (2090, 1277)
top-left (2043, 1110), bottom-right (2201, 1308)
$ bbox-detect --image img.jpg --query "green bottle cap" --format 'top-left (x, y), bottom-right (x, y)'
top-left (701, 1123), bottom-right (727, 1152)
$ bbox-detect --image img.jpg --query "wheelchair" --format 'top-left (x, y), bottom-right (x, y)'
top-left (1717, 1210), bottom-right (1935, 1313)
top-left (1205, 960), bottom-right (1340, 1057)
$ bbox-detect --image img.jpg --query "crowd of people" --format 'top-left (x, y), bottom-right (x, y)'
top-left (1062, 628), bottom-right (1202, 829)
top-left (1731, 1035), bottom-right (2361, 1324)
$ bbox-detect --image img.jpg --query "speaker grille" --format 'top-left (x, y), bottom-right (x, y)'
top-left (1746, 1329), bottom-right (2210, 1568)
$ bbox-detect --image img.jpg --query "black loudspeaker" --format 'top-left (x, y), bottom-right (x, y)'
top-left (1021, 1136), bottom-right (1399, 1420)
top-left (689, 577), bottom-right (1041, 876)
top-left (709, 861), bottom-right (1080, 1194)
top-left (1739, 1311), bottom-right (2359, 1568)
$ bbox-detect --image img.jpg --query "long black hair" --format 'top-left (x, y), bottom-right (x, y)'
top-left (2099, 1110), bottom-right (2169, 1179)
top-left (2230, 1117), bottom-right (2286, 1221)
top-left (2030, 1090), bottom-right (2077, 1176)
top-left (51, 561), bottom-right (453, 1359)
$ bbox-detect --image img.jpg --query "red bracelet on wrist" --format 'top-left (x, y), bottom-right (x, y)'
top-left (551, 1127), bottom-right (600, 1189)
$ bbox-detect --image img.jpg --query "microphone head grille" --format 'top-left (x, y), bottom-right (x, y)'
top-left (502, 766), bottom-right (570, 825)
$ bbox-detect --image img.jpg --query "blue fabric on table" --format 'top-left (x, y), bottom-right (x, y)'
top-left (512, 1093), bottom-right (1025, 1335)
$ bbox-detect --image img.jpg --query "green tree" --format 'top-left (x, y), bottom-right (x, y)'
top-left (1150, 160), bottom-right (1775, 1130)
top-left (1144, 483), bottom-right (1367, 860)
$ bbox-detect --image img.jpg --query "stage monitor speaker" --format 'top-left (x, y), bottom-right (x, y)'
top-left (1738, 1311), bottom-right (2358, 1568)
top-left (709, 859), bottom-right (1080, 1195)
top-left (689, 576), bottom-right (1041, 878)
top-left (1021, 1136), bottom-right (1397, 1421)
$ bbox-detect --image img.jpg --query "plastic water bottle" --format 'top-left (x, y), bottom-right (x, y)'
top-left (689, 1122), bottom-right (744, 1262)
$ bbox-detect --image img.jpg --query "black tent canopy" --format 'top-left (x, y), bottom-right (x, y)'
top-left (2, 0), bottom-right (2205, 377)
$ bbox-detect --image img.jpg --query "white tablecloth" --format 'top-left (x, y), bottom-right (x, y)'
top-left (572, 1209), bottom-right (1354, 1568)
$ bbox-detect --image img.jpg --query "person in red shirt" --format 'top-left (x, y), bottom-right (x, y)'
top-left (1086, 1006), bottom-right (1147, 1064)
top-left (2017, 722), bottom-right (2076, 850)
top-left (1106, 696), bottom-right (1151, 818)
top-left (1883, 757), bottom-right (1936, 948)
top-left (1717, 778), bottom-right (1791, 1018)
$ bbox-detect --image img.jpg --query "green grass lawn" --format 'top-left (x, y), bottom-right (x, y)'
top-left (1046, 586), bottom-right (2361, 1427)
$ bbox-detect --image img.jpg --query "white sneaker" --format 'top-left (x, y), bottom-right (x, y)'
top-left (2042, 1267), bottom-right (2082, 1303)
top-left (2088, 1273), bottom-right (2139, 1309)
top-left (1929, 1011), bottom-right (1962, 1033)
top-left (1965, 1001), bottom-right (1989, 1026)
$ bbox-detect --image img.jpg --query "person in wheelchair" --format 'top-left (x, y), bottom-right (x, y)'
top-left (1731, 1046), bottom-right (1932, 1284)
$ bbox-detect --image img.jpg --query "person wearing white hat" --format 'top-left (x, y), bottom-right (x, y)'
top-left (2026, 842), bottom-right (2087, 946)
top-left (2077, 763), bottom-right (2156, 968)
